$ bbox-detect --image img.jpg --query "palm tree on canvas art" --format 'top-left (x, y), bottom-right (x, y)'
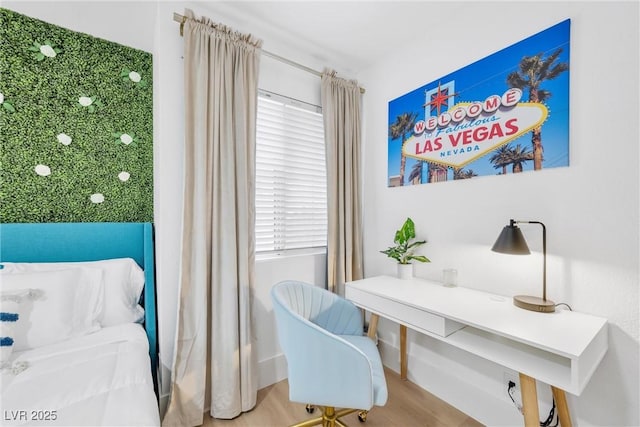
top-left (490, 144), bottom-right (513, 175)
top-left (453, 168), bottom-right (478, 180)
top-left (506, 48), bottom-right (568, 171)
top-left (510, 144), bottom-right (534, 173)
top-left (389, 112), bottom-right (418, 186)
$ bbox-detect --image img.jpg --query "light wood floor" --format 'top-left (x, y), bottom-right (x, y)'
top-left (202, 368), bottom-right (483, 427)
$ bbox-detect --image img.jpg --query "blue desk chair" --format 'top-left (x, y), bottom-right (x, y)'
top-left (271, 280), bottom-right (388, 427)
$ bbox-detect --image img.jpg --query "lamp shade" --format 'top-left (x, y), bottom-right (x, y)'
top-left (491, 222), bottom-right (531, 255)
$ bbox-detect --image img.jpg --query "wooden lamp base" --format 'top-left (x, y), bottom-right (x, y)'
top-left (513, 295), bottom-right (556, 313)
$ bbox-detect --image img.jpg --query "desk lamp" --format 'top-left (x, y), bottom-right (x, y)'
top-left (492, 219), bottom-right (555, 313)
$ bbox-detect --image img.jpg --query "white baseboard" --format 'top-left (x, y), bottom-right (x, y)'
top-left (159, 394), bottom-right (169, 419)
top-left (258, 353), bottom-right (288, 390)
top-left (158, 356), bottom-right (171, 419)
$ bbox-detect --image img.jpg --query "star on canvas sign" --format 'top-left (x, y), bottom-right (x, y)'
top-left (387, 19), bottom-right (570, 186)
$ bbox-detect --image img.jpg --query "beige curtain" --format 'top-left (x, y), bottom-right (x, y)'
top-left (162, 10), bottom-right (261, 426)
top-left (321, 69), bottom-right (364, 296)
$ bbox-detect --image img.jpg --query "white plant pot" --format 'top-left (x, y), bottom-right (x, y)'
top-left (397, 263), bottom-right (414, 280)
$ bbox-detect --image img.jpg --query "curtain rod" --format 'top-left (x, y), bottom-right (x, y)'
top-left (173, 12), bottom-right (365, 94)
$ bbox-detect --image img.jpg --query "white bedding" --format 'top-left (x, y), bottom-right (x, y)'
top-left (0, 323), bottom-right (160, 426)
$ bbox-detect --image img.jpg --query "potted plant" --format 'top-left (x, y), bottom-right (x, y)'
top-left (380, 217), bottom-right (430, 279)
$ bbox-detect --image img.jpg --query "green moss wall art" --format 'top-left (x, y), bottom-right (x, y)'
top-left (0, 9), bottom-right (153, 223)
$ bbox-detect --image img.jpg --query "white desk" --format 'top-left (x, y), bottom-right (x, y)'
top-left (345, 275), bottom-right (608, 427)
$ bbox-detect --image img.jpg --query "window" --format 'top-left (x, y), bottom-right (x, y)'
top-left (255, 91), bottom-right (327, 253)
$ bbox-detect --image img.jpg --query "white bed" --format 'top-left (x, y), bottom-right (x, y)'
top-left (0, 223), bottom-right (160, 427)
top-left (0, 324), bottom-right (159, 426)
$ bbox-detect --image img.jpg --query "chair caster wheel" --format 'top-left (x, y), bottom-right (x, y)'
top-left (305, 404), bottom-right (315, 414)
top-left (357, 410), bottom-right (368, 422)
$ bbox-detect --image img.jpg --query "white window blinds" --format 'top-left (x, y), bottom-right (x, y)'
top-left (255, 91), bottom-right (327, 253)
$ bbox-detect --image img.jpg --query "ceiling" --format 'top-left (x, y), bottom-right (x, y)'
top-left (4, 1), bottom-right (538, 77)
top-left (202, 1), bottom-right (473, 74)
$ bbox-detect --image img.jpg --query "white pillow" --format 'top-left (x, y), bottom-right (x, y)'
top-left (1, 258), bottom-right (145, 327)
top-left (0, 268), bottom-right (103, 350)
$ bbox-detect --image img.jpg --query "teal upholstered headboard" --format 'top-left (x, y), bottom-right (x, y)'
top-left (0, 222), bottom-right (158, 396)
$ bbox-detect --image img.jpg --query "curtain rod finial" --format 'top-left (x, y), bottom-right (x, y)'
top-left (173, 12), bottom-right (186, 36)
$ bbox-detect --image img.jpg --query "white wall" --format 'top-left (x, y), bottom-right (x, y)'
top-left (358, 2), bottom-right (639, 426)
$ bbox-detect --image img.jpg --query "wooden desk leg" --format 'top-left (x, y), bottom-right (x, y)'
top-left (400, 324), bottom-right (407, 380)
top-left (519, 373), bottom-right (540, 427)
top-left (367, 313), bottom-right (379, 340)
top-left (551, 386), bottom-right (573, 427)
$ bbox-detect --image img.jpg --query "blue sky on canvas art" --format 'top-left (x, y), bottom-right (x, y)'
top-left (388, 19), bottom-right (570, 182)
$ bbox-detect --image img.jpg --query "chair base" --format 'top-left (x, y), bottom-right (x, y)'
top-left (290, 406), bottom-right (367, 427)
